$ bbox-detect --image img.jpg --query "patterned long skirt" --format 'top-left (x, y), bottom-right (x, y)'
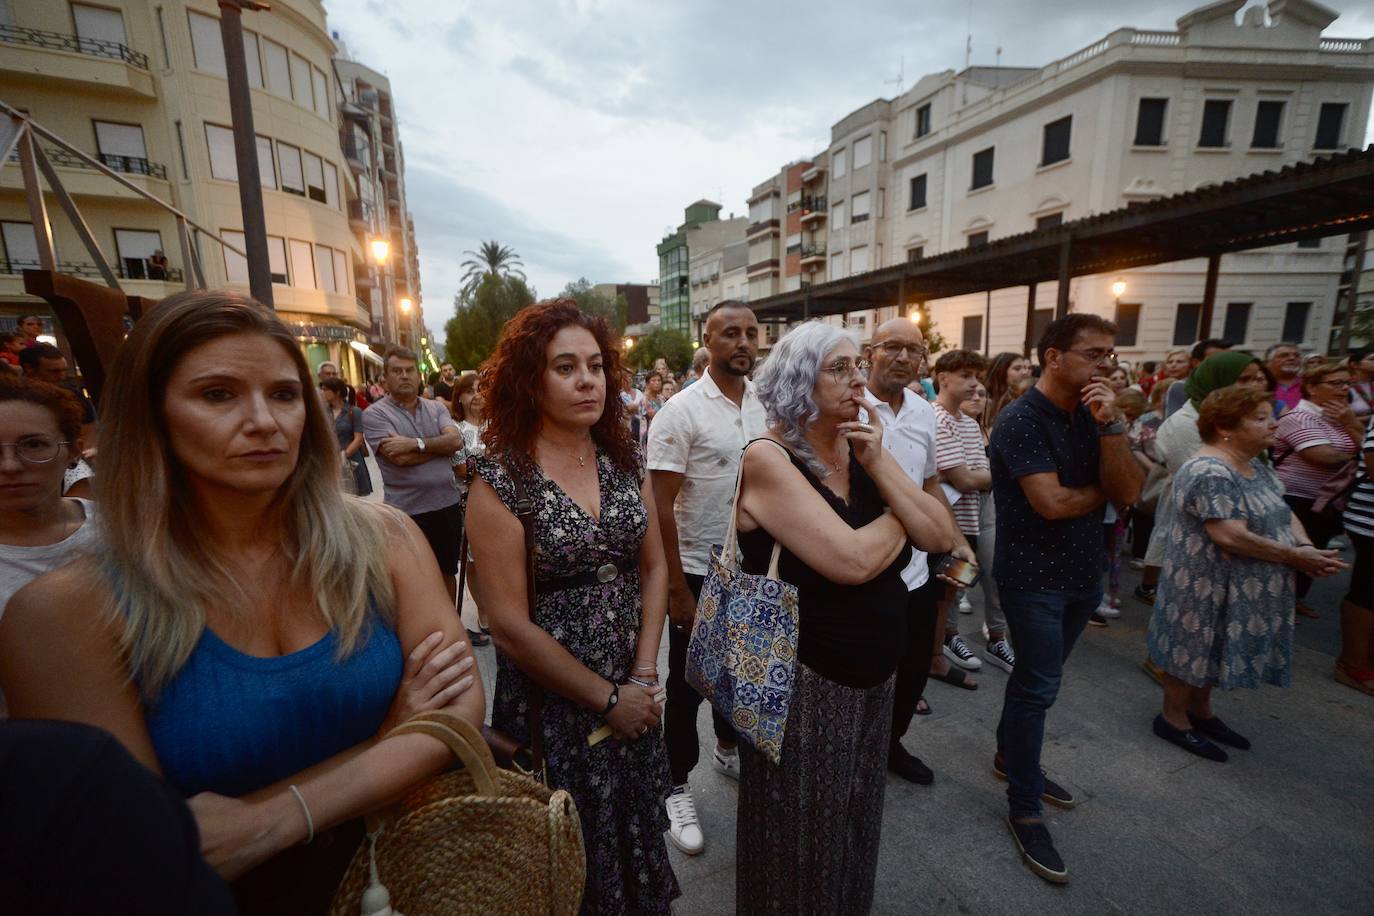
top-left (736, 663), bottom-right (895, 915)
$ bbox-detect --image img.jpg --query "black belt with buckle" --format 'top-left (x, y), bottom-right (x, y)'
top-left (537, 553), bottom-right (639, 593)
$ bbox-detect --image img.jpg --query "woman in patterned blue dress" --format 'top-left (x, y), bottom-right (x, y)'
top-left (466, 299), bottom-right (679, 915)
top-left (1147, 386), bottom-right (1346, 763)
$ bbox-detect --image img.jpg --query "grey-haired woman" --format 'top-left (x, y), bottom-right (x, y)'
top-left (733, 320), bottom-right (952, 914)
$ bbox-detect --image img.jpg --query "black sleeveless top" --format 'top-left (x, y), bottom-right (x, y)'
top-left (738, 441), bottom-right (911, 689)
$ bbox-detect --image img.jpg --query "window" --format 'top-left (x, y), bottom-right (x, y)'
top-left (962, 315), bottom-right (984, 351)
top-left (968, 230), bottom-right (989, 248)
top-left (851, 191), bottom-right (870, 223)
top-left (851, 246), bottom-right (870, 274)
top-left (94, 121), bottom-right (147, 161)
top-left (303, 151), bottom-right (326, 202)
top-left (853, 135), bottom-right (872, 169)
top-left (1198, 99), bottom-right (1231, 148)
top-left (830, 251), bottom-right (845, 280)
top-left (1172, 303), bottom-right (1202, 345)
top-left (174, 120), bottom-right (188, 178)
top-left (971, 147), bottom-right (994, 190)
top-left (915, 103), bottom-right (931, 138)
top-left (879, 131), bottom-right (887, 162)
top-left (289, 52), bottom-right (314, 109)
top-left (1296, 237), bottom-right (1322, 250)
top-left (1041, 116), bottom-right (1071, 166)
top-left (205, 123), bottom-right (237, 180)
top-left (1030, 308), bottom-right (1054, 346)
top-left (1282, 302), bottom-right (1311, 342)
top-left (72, 3), bottom-right (126, 45)
top-left (262, 38), bottom-right (291, 98)
top-left (1251, 100), bottom-right (1283, 149)
top-left (187, 10), bottom-right (226, 76)
top-left (277, 142), bottom-right (304, 195)
top-left (221, 229), bottom-right (248, 284)
top-left (155, 5), bottom-right (170, 68)
top-left (289, 239), bottom-right (315, 289)
top-left (113, 228), bottom-right (162, 280)
top-left (908, 173), bottom-right (927, 210)
top-left (2, 220), bottom-right (41, 271)
top-left (243, 29), bottom-right (263, 88)
top-left (1314, 103), bottom-right (1347, 150)
top-left (877, 189), bottom-right (886, 220)
top-left (312, 67), bottom-right (331, 120)
top-left (315, 245), bottom-right (336, 293)
top-left (833, 147), bottom-right (847, 179)
top-left (254, 135), bottom-right (275, 189)
top-left (907, 246), bottom-right (924, 263)
top-left (324, 161), bottom-right (339, 208)
top-left (1222, 302), bottom-right (1251, 344)
top-left (785, 233), bottom-right (801, 254)
top-left (1114, 302), bottom-right (1141, 347)
top-left (832, 199), bottom-right (846, 229)
top-left (267, 236), bottom-right (287, 283)
top-left (332, 249), bottom-right (348, 295)
top-left (1036, 212), bottom-right (1063, 230)
top-left (1134, 97), bottom-right (1167, 146)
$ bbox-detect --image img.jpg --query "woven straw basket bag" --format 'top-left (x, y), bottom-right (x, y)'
top-left (330, 711), bottom-right (586, 915)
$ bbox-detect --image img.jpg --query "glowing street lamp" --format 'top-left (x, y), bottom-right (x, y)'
top-left (399, 297), bottom-right (412, 314)
top-left (369, 238), bottom-right (391, 265)
top-left (1111, 278), bottom-right (1128, 299)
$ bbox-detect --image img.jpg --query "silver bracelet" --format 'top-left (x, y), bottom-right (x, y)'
top-left (627, 676), bottom-right (657, 688)
top-left (288, 784), bottom-right (314, 845)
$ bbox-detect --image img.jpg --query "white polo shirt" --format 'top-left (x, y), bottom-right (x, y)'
top-left (866, 386), bottom-right (939, 590)
top-left (647, 368), bottom-right (768, 576)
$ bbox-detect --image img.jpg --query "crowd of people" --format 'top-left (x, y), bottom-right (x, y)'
top-left (0, 290), bottom-right (1368, 913)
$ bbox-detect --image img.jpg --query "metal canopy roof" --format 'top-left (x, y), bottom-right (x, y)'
top-left (749, 146), bottom-right (1374, 321)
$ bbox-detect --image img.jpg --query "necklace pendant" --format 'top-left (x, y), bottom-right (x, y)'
top-left (577, 455), bottom-right (585, 468)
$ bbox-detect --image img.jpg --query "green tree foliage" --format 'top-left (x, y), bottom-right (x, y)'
top-left (443, 274), bottom-right (536, 370)
top-left (627, 326), bottom-right (693, 372)
top-left (560, 277), bottom-right (627, 334)
top-left (1351, 304), bottom-right (1374, 347)
top-left (459, 241), bottom-right (526, 300)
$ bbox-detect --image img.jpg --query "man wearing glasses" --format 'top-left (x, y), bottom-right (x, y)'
top-left (988, 314), bottom-right (1143, 884)
top-left (862, 318), bottom-right (974, 786)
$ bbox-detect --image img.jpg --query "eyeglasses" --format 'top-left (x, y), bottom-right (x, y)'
top-left (0, 436), bottom-right (69, 465)
top-left (1316, 378), bottom-right (1351, 388)
top-left (1065, 348), bottom-right (1119, 367)
top-left (876, 341), bottom-right (928, 360)
top-left (821, 358), bottom-right (871, 381)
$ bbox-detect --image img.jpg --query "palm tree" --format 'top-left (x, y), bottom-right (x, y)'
top-left (459, 241), bottom-right (526, 300)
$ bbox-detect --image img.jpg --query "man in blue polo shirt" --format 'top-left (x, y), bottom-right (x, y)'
top-left (989, 314), bottom-right (1143, 884)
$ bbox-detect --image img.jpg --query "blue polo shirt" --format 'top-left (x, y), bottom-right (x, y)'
top-left (989, 386), bottom-right (1104, 593)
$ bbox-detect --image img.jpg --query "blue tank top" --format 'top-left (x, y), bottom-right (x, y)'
top-left (144, 616), bottom-right (402, 797)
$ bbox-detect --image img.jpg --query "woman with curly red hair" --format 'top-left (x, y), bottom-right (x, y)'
top-left (466, 299), bottom-right (679, 914)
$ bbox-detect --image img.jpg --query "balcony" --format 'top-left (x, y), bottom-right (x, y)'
top-left (7, 146), bottom-right (168, 181)
top-left (2, 147), bottom-right (169, 201)
top-left (800, 244), bottom-right (827, 265)
top-left (801, 164), bottom-right (826, 184)
top-left (0, 24), bottom-right (155, 97)
top-left (347, 198), bottom-right (370, 231)
top-left (1, 257), bottom-right (183, 291)
top-left (799, 197), bottom-right (827, 226)
top-left (746, 258), bottom-right (780, 277)
top-left (746, 219), bottom-right (779, 240)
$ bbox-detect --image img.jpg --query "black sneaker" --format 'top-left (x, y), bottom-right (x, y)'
top-left (1133, 585), bottom-right (1157, 605)
top-left (1152, 715), bottom-right (1228, 763)
top-left (1088, 611), bottom-right (1108, 627)
top-left (1007, 817), bottom-right (1069, 884)
top-left (992, 754), bottom-right (1077, 809)
top-left (888, 743), bottom-right (934, 785)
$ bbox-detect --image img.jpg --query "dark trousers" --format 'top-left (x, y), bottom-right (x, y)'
top-left (1131, 508), bottom-right (1155, 560)
top-left (995, 586), bottom-right (1099, 819)
top-left (666, 572), bottom-right (736, 786)
top-left (890, 574), bottom-right (946, 745)
top-left (1285, 495), bottom-right (1344, 599)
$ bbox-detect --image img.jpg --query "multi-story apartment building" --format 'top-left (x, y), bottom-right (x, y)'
top-left (335, 50), bottom-right (423, 356)
top-left (656, 200), bottom-right (743, 336)
top-left (687, 231), bottom-right (746, 342)
top-left (595, 281), bottom-right (660, 338)
top-left (758, 0), bottom-right (1373, 358)
top-left (0, 0), bottom-right (422, 382)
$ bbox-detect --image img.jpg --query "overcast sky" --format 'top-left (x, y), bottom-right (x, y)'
top-left (323, 0), bottom-right (1374, 342)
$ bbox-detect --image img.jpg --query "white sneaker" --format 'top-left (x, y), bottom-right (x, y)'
top-left (665, 785), bottom-right (704, 855)
top-left (958, 592), bottom-right (973, 614)
top-left (1098, 599), bottom-right (1121, 619)
top-left (712, 745), bottom-right (740, 781)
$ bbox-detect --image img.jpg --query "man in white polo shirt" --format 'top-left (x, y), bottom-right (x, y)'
top-left (864, 317), bottom-right (975, 786)
top-left (648, 301), bottom-right (766, 855)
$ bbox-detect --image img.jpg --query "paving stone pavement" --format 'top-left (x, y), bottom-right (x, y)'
top-left (424, 462), bottom-right (1374, 914)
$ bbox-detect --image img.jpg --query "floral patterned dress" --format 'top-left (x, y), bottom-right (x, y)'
top-left (473, 449), bottom-right (680, 916)
top-left (1147, 456), bottom-right (1297, 689)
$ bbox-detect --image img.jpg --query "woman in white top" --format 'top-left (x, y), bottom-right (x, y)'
top-left (450, 371), bottom-right (490, 645)
top-left (0, 375), bottom-right (100, 622)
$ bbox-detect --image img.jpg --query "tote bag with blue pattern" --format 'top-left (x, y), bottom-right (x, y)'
top-left (685, 440), bottom-right (799, 765)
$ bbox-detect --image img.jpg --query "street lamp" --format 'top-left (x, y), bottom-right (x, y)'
top-left (369, 239), bottom-right (391, 265)
top-left (1111, 278), bottom-right (1127, 299)
top-left (399, 297), bottom-right (412, 314)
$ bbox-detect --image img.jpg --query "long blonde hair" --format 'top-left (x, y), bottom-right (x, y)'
top-left (96, 290), bottom-right (396, 698)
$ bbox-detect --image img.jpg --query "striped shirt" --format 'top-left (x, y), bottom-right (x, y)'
top-left (933, 402), bottom-right (988, 536)
top-left (1344, 417), bottom-right (1374, 538)
top-left (1275, 401), bottom-right (1358, 500)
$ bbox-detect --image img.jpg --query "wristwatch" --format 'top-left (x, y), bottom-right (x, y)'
top-left (1098, 420), bottom-right (1127, 437)
top-left (415, 437), bottom-right (426, 451)
top-left (600, 683), bottom-right (620, 716)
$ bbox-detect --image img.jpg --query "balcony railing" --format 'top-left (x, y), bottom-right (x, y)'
top-left (7, 145), bottom-right (167, 179)
top-left (3, 257), bottom-right (182, 282)
top-left (0, 24), bottom-right (149, 69)
top-left (801, 196), bottom-right (827, 214)
top-left (800, 244), bottom-right (827, 260)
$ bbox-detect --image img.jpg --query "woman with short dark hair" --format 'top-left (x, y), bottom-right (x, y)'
top-left (1147, 386), bottom-right (1345, 761)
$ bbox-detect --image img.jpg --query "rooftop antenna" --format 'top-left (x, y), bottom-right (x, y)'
top-left (885, 55), bottom-right (906, 97)
top-left (962, 1), bottom-right (972, 105)
top-left (995, 37), bottom-right (1002, 68)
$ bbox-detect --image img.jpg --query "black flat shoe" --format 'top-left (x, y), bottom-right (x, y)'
top-left (1153, 715), bottom-right (1227, 763)
top-left (1187, 712), bottom-right (1251, 750)
top-left (888, 744), bottom-right (934, 785)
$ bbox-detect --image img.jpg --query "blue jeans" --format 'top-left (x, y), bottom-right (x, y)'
top-left (995, 586), bottom-right (1100, 818)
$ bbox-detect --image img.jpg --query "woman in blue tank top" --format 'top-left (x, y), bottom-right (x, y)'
top-left (0, 292), bottom-right (485, 904)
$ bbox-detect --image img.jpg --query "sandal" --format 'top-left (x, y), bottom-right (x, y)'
top-left (1334, 661), bottom-right (1374, 697)
top-left (932, 667), bottom-right (978, 690)
top-left (916, 696), bottom-right (931, 716)
top-left (466, 627), bottom-right (490, 647)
